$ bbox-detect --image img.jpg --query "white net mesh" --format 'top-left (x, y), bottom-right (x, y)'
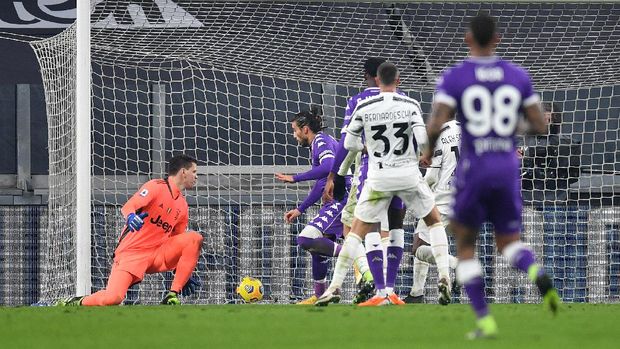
top-left (32, 1), bottom-right (619, 304)
top-left (31, 25), bottom-right (78, 301)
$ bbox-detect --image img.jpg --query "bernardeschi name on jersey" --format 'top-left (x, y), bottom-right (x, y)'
top-left (346, 92), bottom-right (427, 192)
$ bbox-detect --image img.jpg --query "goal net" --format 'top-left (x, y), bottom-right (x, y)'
top-left (31, 1), bottom-right (619, 304)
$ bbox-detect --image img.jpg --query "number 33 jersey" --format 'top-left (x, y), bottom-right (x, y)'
top-left (346, 92), bottom-right (426, 192)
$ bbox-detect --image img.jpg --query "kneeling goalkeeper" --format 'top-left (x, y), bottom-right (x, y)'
top-left (56, 154), bottom-right (203, 306)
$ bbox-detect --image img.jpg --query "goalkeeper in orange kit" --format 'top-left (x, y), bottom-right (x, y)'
top-left (55, 154), bottom-right (203, 306)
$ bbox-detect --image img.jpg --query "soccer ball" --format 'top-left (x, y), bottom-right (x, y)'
top-left (236, 277), bottom-right (264, 303)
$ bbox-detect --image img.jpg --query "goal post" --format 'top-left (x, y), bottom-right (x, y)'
top-left (76, 0), bottom-right (92, 297)
top-left (30, 0), bottom-right (619, 304)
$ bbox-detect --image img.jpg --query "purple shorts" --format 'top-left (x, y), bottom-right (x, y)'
top-left (451, 170), bottom-right (522, 233)
top-left (308, 200), bottom-right (345, 238)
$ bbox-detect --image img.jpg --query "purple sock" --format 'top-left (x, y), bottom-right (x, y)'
top-left (366, 249), bottom-right (385, 290)
top-left (297, 236), bottom-right (339, 257)
top-left (312, 253), bottom-right (329, 296)
top-left (512, 248), bottom-right (537, 274)
top-left (334, 244), bottom-right (342, 256)
top-left (464, 276), bottom-right (489, 319)
top-left (312, 253), bottom-right (329, 280)
top-left (385, 246), bottom-right (403, 288)
top-left (311, 253), bottom-right (329, 297)
top-left (314, 281), bottom-right (326, 297)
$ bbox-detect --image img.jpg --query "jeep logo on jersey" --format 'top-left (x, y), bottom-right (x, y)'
top-left (92, 0), bottom-right (202, 29)
top-left (150, 215), bottom-right (173, 234)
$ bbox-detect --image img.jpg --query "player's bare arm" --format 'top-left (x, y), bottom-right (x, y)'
top-left (524, 103), bottom-right (547, 135)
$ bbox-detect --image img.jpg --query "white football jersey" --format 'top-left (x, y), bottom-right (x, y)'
top-left (425, 120), bottom-right (461, 208)
top-left (346, 92), bottom-right (426, 192)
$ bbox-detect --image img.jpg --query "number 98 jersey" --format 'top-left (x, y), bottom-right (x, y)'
top-left (346, 92), bottom-right (426, 192)
top-left (434, 56), bottom-right (540, 174)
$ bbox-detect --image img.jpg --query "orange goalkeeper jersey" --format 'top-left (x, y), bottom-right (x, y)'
top-left (115, 178), bottom-right (189, 256)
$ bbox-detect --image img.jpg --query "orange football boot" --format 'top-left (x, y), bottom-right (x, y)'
top-left (358, 295), bottom-right (389, 307)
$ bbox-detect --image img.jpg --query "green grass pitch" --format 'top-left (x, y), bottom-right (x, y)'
top-left (1, 304), bottom-right (618, 348)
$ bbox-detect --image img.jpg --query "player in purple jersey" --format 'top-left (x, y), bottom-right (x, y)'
top-left (422, 13), bottom-right (560, 339)
top-left (275, 107), bottom-right (352, 305)
top-left (321, 57), bottom-right (407, 304)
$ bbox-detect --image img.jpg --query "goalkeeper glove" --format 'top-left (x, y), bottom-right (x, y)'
top-left (332, 174), bottom-right (347, 202)
top-left (181, 274), bottom-right (201, 297)
top-left (127, 212), bottom-right (149, 232)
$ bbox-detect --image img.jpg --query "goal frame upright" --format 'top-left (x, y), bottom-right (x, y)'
top-left (76, 0), bottom-right (91, 296)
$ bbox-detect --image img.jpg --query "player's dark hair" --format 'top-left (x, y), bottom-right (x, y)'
top-left (377, 61), bottom-right (399, 85)
top-left (168, 154), bottom-right (197, 175)
top-left (292, 106), bottom-right (325, 133)
top-left (469, 12), bottom-right (497, 47)
top-left (363, 57), bottom-right (386, 77)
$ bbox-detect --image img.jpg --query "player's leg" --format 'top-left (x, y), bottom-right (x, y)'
top-left (450, 178), bottom-right (497, 338)
top-left (147, 231), bottom-right (203, 303)
top-left (452, 220), bottom-right (497, 339)
top-left (324, 178), bottom-right (373, 303)
top-left (408, 181), bottom-right (451, 304)
top-left (490, 182), bottom-right (560, 314)
top-left (297, 225), bottom-right (341, 257)
top-left (341, 155), bottom-right (371, 284)
top-left (382, 198), bottom-right (406, 305)
top-left (296, 202), bottom-right (346, 304)
top-left (296, 252), bottom-right (330, 305)
top-left (380, 228), bottom-right (389, 282)
top-left (405, 227), bottom-right (429, 303)
top-left (56, 253), bottom-right (146, 306)
top-left (495, 233), bottom-right (559, 313)
top-left (421, 207), bottom-right (452, 302)
top-left (80, 267), bottom-right (139, 306)
top-left (414, 211), bottom-right (458, 269)
top-left (354, 187), bottom-right (394, 306)
top-left (298, 231), bottom-right (338, 305)
top-left (316, 186), bottom-right (388, 306)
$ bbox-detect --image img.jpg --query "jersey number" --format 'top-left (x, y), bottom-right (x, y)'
top-left (370, 123), bottom-right (409, 157)
top-left (450, 146), bottom-right (460, 161)
top-left (462, 85), bottom-right (521, 137)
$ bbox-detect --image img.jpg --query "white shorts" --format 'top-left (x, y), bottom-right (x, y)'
top-left (415, 205), bottom-right (451, 243)
top-left (341, 180), bottom-right (389, 231)
top-left (354, 181), bottom-right (435, 224)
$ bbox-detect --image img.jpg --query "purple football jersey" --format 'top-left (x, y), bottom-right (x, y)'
top-left (311, 132), bottom-right (338, 168)
top-left (435, 56), bottom-right (539, 232)
top-left (341, 88), bottom-right (381, 191)
top-left (307, 132), bottom-right (346, 236)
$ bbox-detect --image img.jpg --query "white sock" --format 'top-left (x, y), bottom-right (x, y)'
top-left (353, 243), bottom-right (370, 275)
top-left (381, 236), bottom-right (389, 281)
top-left (328, 232), bottom-right (362, 290)
top-left (411, 258), bottom-right (429, 297)
top-left (415, 245), bottom-right (435, 264)
top-left (385, 286), bottom-right (394, 295)
top-left (429, 223), bottom-right (450, 280)
top-left (456, 258), bottom-right (483, 285)
top-left (416, 245), bottom-right (458, 269)
top-left (449, 255), bottom-right (458, 269)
